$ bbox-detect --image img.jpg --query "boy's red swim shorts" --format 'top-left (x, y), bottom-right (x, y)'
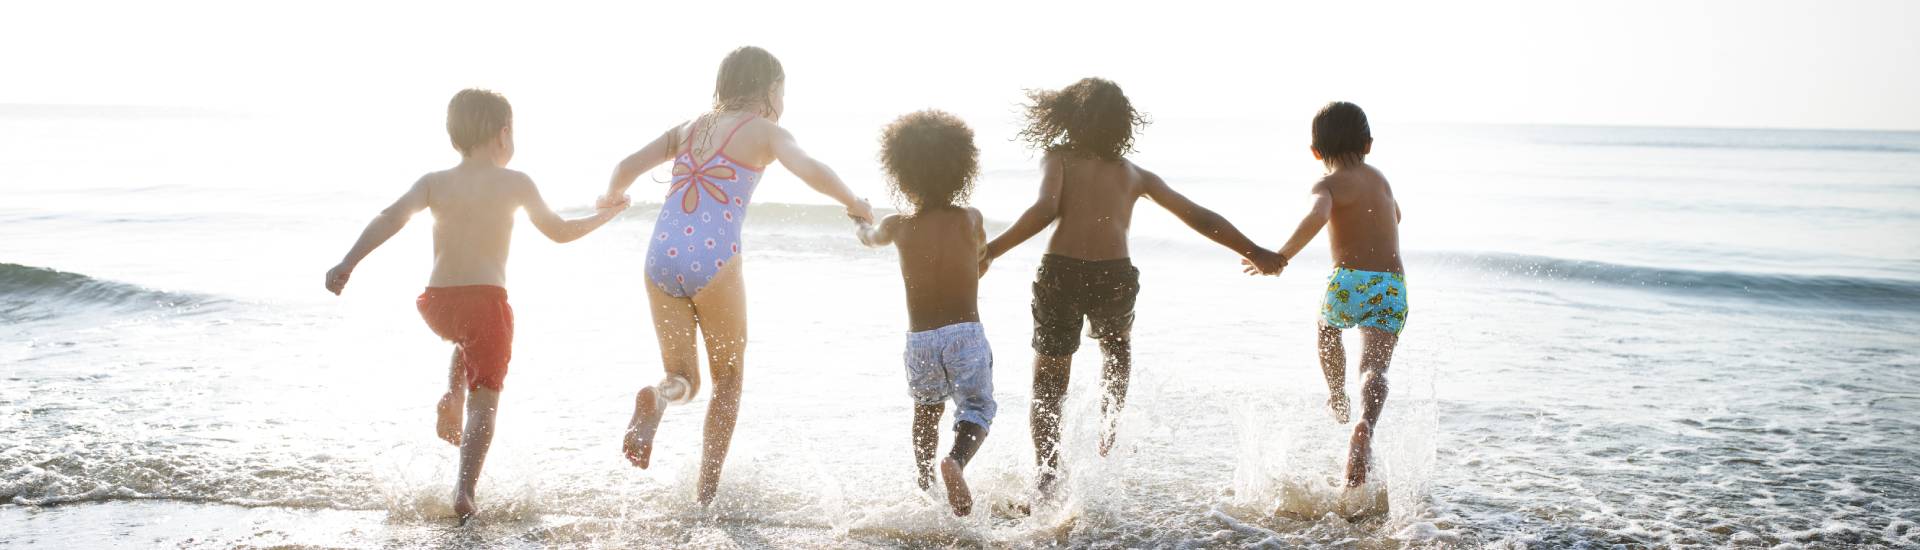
top-left (416, 285), bottom-right (514, 391)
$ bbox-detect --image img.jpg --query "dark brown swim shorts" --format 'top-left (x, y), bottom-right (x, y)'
top-left (1030, 254), bottom-right (1140, 356)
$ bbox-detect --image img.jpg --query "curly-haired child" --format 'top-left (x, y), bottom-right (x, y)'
top-left (856, 109), bottom-right (994, 516)
top-left (981, 78), bottom-right (1284, 496)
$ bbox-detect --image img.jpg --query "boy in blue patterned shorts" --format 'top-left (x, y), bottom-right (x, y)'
top-left (857, 110), bottom-right (996, 516)
top-left (1250, 101), bottom-right (1407, 489)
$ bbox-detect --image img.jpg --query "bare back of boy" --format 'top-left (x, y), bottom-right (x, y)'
top-left (1043, 154), bottom-right (1153, 261)
top-left (881, 206), bottom-right (984, 331)
top-left (420, 166), bottom-right (526, 287)
top-left (1320, 164), bottom-right (1403, 274)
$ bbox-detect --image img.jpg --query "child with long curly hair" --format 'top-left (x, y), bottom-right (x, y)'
top-left (981, 77), bottom-right (1284, 496)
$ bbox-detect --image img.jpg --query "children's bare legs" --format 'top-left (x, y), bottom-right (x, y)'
top-left (1344, 327), bottom-right (1397, 487)
top-left (1319, 324), bottom-right (1350, 424)
top-left (624, 281), bottom-right (703, 468)
top-left (941, 421), bottom-right (987, 516)
top-left (453, 386), bottom-right (499, 524)
top-left (912, 404), bottom-right (943, 490)
top-left (1096, 336), bottom-right (1131, 456)
top-left (437, 350), bottom-right (467, 446)
top-left (1029, 354), bottom-right (1071, 495)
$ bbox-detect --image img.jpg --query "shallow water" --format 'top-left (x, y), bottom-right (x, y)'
top-left (3, 109), bottom-right (1918, 548)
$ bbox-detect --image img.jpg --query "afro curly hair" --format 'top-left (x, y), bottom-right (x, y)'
top-left (880, 109), bottom-right (979, 214)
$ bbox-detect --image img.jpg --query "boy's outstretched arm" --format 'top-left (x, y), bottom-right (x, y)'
top-left (769, 125), bottom-right (874, 224)
top-left (519, 173), bottom-right (628, 244)
top-left (856, 214), bottom-right (902, 247)
top-left (604, 126), bottom-right (681, 205)
top-left (325, 177), bottom-right (430, 295)
top-left (1142, 171), bottom-right (1285, 273)
top-left (1277, 181), bottom-right (1335, 261)
top-left (982, 154), bottom-right (1064, 271)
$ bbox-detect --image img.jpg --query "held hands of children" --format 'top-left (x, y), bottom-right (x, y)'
top-left (846, 198), bottom-right (876, 226)
top-left (1242, 249), bottom-right (1287, 276)
top-left (595, 193), bottom-right (633, 215)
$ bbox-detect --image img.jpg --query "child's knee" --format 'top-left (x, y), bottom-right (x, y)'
top-left (1360, 371), bottom-right (1389, 399)
top-left (708, 365), bottom-right (744, 393)
top-left (659, 374), bottom-right (699, 404)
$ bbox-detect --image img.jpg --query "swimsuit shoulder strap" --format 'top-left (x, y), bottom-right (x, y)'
top-left (715, 114), bottom-right (757, 156)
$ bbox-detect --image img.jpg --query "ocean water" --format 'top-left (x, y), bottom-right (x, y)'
top-left (3, 105), bottom-right (1919, 548)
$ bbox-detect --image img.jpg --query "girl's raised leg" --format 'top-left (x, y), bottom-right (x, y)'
top-left (625, 281), bottom-right (702, 468)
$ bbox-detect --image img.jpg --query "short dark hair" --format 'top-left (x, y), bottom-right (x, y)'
top-left (1312, 101), bottom-right (1371, 166)
top-left (880, 110), bottom-right (979, 213)
top-left (713, 46), bottom-right (784, 113)
top-left (1017, 77), bottom-right (1147, 161)
top-left (447, 88), bottom-right (512, 156)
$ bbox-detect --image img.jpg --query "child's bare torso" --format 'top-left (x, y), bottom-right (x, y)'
top-left (891, 207), bottom-right (983, 332)
top-left (1323, 163), bottom-right (1403, 274)
top-left (424, 166), bottom-right (524, 288)
top-left (1046, 155), bottom-right (1148, 261)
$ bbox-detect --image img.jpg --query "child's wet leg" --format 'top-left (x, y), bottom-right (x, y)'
top-left (1096, 336), bottom-right (1132, 456)
top-left (453, 386), bottom-right (500, 524)
top-left (913, 403), bottom-right (944, 490)
top-left (1030, 354), bottom-right (1071, 496)
top-left (626, 282), bottom-right (702, 469)
top-left (1344, 328), bottom-right (1397, 487)
top-left (1319, 324), bottom-right (1350, 424)
top-left (437, 349), bottom-right (467, 446)
top-left (692, 260), bottom-right (747, 506)
top-left (941, 421), bottom-right (988, 516)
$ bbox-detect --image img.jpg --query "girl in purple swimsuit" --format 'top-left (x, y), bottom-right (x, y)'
top-left (599, 46), bottom-right (873, 505)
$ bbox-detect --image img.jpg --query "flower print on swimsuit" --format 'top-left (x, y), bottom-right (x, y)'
top-left (669, 161), bottom-right (737, 214)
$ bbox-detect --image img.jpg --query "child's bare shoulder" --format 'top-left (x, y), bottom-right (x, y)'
top-left (1319, 164), bottom-right (1392, 201)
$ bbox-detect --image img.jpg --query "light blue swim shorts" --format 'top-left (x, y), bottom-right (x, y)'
top-left (904, 322), bottom-right (997, 430)
top-left (1322, 268), bottom-right (1410, 335)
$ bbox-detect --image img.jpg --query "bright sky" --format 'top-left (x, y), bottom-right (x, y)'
top-left (4, 0), bottom-right (1916, 131)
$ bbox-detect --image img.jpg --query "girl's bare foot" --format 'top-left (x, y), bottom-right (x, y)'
top-left (1328, 392), bottom-right (1351, 424)
top-left (940, 457), bottom-right (972, 516)
top-left (623, 386), bottom-right (664, 468)
top-left (436, 391), bottom-right (464, 446)
top-left (453, 489), bottom-right (476, 525)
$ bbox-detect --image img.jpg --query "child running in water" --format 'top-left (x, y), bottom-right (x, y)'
top-left (323, 89), bottom-right (629, 523)
top-left (855, 110), bottom-right (994, 516)
top-left (601, 46), bottom-right (874, 505)
top-left (981, 78), bottom-right (1285, 495)
top-left (1248, 101), bottom-right (1406, 490)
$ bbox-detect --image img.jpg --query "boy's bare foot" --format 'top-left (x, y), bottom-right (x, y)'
top-left (917, 468), bottom-right (936, 492)
top-left (1328, 393), bottom-right (1351, 424)
top-left (1036, 469), bottom-right (1060, 500)
top-left (1345, 420), bottom-right (1375, 487)
top-left (623, 386), bottom-right (664, 468)
top-left (1336, 483), bottom-right (1379, 519)
top-left (453, 490), bottom-right (476, 525)
top-left (697, 479), bottom-right (718, 507)
top-left (436, 391), bottom-right (464, 446)
top-left (940, 457), bottom-right (972, 516)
